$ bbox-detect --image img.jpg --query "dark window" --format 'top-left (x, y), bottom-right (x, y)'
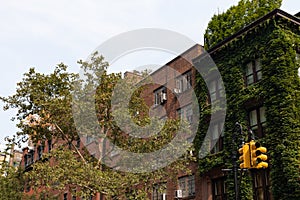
top-left (154, 87), bottom-right (167, 105)
top-left (68, 142), bottom-right (72, 150)
top-left (86, 135), bottom-right (94, 144)
top-left (208, 78), bottom-right (225, 102)
top-left (177, 104), bottom-right (193, 125)
top-left (25, 180), bottom-right (31, 192)
top-left (72, 189), bottom-right (77, 200)
top-left (175, 70), bottom-right (192, 93)
top-left (63, 193), bottom-right (68, 200)
top-left (212, 177), bottom-right (227, 200)
top-left (37, 145), bottom-right (44, 160)
top-left (178, 175), bottom-right (195, 198)
top-left (252, 170), bottom-right (272, 200)
top-left (245, 59), bottom-right (262, 86)
top-left (152, 183), bottom-right (166, 200)
top-left (25, 150), bottom-right (34, 167)
top-left (76, 138), bottom-right (81, 149)
top-left (249, 106), bottom-right (266, 138)
top-left (210, 121), bottom-right (224, 154)
top-left (48, 140), bottom-right (52, 152)
top-left (24, 155), bottom-right (27, 167)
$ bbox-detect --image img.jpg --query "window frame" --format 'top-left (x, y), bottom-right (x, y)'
top-left (207, 78), bottom-right (225, 103)
top-left (210, 121), bottom-right (224, 154)
top-left (152, 183), bottom-right (167, 200)
top-left (178, 175), bottom-right (195, 198)
top-left (177, 104), bottom-right (193, 125)
top-left (245, 58), bottom-right (262, 86)
top-left (154, 87), bottom-right (167, 106)
top-left (251, 170), bottom-right (272, 200)
top-left (25, 150), bottom-right (34, 167)
top-left (248, 106), bottom-right (266, 138)
top-left (212, 177), bottom-right (227, 200)
top-left (37, 145), bottom-right (44, 160)
top-left (63, 193), bottom-right (68, 200)
top-left (175, 70), bottom-right (192, 93)
top-left (47, 139), bottom-right (52, 152)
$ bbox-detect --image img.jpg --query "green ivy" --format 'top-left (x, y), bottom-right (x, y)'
top-left (204, 0), bottom-right (282, 49)
top-left (195, 14), bottom-right (300, 200)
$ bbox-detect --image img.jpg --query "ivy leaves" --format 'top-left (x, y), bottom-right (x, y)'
top-left (204, 0), bottom-right (282, 49)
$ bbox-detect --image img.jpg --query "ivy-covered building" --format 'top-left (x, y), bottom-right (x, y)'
top-left (193, 9), bottom-right (300, 200)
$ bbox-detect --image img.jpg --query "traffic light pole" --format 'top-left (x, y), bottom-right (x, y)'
top-left (233, 122), bottom-right (245, 200)
top-left (232, 140), bottom-right (239, 200)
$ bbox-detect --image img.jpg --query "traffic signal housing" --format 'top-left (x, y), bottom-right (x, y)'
top-left (250, 140), bottom-right (268, 169)
top-left (239, 143), bottom-right (251, 169)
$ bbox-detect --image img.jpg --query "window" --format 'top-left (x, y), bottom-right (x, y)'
top-left (178, 175), bottom-right (195, 198)
top-left (252, 170), bottom-right (272, 200)
top-left (63, 193), bottom-right (68, 200)
top-left (177, 104), bottom-right (193, 124)
top-left (245, 59), bottom-right (262, 85)
top-left (154, 87), bottom-right (167, 105)
top-left (72, 189), bottom-right (77, 200)
top-left (48, 140), bottom-right (52, 152)
top-left (25, 180), bottom-right (31, 192)
top-left (24, 155), bottom-right (27, 167)
top-left (81, 195), bottom-right (94, 200)
top-left (37, 145), bottom-right (44, 160)
top-left (210, 121), bottom-right (224, 154)
top-left (86, 135), bottom-right (94, 144)
top-left (212, 177), bottom-right (227, 200)
top-left (152, 183), bottom-right (166, 200)
top-left (249, 106), bottom-right (266, 138)
top-left (208, 78), bottom-right (224, 102)
top-left (25, 150), bottom-right (34, 167)
top-left (175, 70), bottom-right (192, 93)
top-left (76, 137), bottom-right (81, 149)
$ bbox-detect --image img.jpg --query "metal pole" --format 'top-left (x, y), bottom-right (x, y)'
top-left (232, 128), bottom-right (239, 200)
top-left (233, 122), bottom-right (244, 200)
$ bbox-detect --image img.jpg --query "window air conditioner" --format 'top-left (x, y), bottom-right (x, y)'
top-left (173, 88), bottom-right (181, 94)
top-left (160, 92), bottom-right (167, 103)
top-left (161, 193), bottom-right (167, 200)
top-left (175, 190), bottom-right (182, 198)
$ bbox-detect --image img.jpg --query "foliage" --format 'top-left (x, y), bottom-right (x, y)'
top-left (196, 12), bottom-right (300, 199)
top-left (204, 0), bottom-right (282, 49)
top-left (1, 63), bottom-right (79, 146)
top-left (0, 144), bottom-right (25, 200)
top-left (1, 53), bottom-right (195, 199)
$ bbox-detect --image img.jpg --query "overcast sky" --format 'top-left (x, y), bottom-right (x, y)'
top-left (0, 0), bottom-right (298, 146)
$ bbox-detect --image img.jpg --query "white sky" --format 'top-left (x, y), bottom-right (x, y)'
top-left (0, 0), bottom-right (298, 145)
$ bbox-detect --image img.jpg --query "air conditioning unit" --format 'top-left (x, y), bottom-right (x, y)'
top-left (175, 190), bottom-right (182, 198)
top-left (160, 92), bottom-right (167, 103)
top-left (173, 88), bottom-right (181, 94)
top-left (161, 193), bottom-right (167, 200)
top-left (189, 149), bottom-right (194, 156)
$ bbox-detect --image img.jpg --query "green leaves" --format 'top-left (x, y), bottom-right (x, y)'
top-left (1, 52), bottom-right (195, 199)
top-left (204, 0), bottom-right (283, 49)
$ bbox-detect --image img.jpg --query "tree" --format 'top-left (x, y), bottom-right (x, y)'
top-left (0, 143), bottom-right (25, 200)
top-left (204, 0), bottom-right (282, 49)
top-left (1, 52), bottom-right (194, 199)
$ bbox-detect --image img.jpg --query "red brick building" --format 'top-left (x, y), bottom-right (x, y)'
top-left (139, 44), bottom-right (203, 200)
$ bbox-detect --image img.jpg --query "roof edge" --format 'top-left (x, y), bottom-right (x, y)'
top-left (207, 9), bottom-right (300, 54)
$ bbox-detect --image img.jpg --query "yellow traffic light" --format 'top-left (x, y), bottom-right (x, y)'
top-left (239, 143), bottom-right (250, 169)
top-left (249, 140), bottom-right (268, 169)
